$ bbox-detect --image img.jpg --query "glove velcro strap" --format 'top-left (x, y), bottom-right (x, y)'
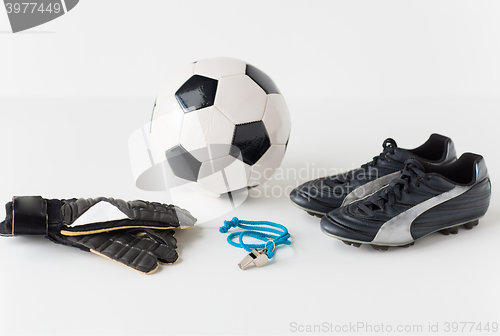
top-left (13, 196), bottom-right (48, 235)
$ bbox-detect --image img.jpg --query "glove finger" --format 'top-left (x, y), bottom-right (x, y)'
top-left (65, 229), bottom-right (178, 274)
top-left (59, 198), bottom-right (197, 235)
top-left (125, 200), bottom-right (197, 229)
top-left (138, 229), bottom-right (179, 265)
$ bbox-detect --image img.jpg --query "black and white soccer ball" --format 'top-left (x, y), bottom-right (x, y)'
top-left (150, 57), bottom-right (291, 196)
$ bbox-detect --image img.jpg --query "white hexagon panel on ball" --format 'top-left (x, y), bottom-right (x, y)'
top-left (262, 94), bottom-right (291, 145)
top-left (150, 95), bottom-right (185, 153)
top-left (179, 106), bottom-right (235, 162)
top-left (215, 75), bottom-right (268, 125)
top-left (194, 57), bottom-right (246, 79)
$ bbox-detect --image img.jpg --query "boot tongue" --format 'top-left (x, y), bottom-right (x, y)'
top-left (404, 158), bottom-right (425, 173)
top-left (388, 147), bottom-right (414, 164)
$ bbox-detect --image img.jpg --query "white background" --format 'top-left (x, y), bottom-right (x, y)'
top-left (1, 1), bottom-right (499, 335)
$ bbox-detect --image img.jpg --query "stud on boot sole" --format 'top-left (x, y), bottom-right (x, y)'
top-left (439, 226), bottom-right (459, 235)
top-left (463, 219), bottom-right (479, 230)
top-left (371, 244), bottom-right (389, 251)
top-left (342, 240), bottom-right (361, 248)
top-left (307, 211), bottom-right (323, 218)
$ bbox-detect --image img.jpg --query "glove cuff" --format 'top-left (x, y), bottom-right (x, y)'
top-left (0, 196), bottom-right (62, 236)
top-left (12, 196), bottom-right (48, 235)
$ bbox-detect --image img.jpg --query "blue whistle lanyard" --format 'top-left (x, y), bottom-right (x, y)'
top-left (219, 217), bottom-right (291, 259)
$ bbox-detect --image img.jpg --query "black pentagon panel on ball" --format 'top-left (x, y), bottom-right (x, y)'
top-left (175, 75), bottom-right (218, 113)
top-left (165, 145), bottom-right (202, 182)
top-left (230, 121), bottom-right (271, 166)
top-left (245, 64), bottom-right (280, 94)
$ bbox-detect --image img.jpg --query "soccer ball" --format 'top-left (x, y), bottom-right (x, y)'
top-left (150, 57), bottom-right (291, 196)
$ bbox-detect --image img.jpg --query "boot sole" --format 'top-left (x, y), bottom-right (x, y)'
top-left (289, 199), bottom-right (327, 218)
top-left (322, 218), bottom-right (480, 250)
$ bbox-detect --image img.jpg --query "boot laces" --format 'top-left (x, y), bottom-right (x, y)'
top-left (357, 158), bottom-right (429, 216)
top-left (335, 138), bottom-right (398, 183)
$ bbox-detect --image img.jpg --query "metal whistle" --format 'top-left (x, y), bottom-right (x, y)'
top-left (238, 248), bottom-right (268, 270)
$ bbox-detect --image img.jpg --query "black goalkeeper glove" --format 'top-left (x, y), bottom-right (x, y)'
top-left (0, 196), bottom-right (197, 274)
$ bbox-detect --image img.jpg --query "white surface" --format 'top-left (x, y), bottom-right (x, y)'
top-left (1, 1), bottom-right (500, 336)
top-left (156, 63), bottom-right (195, 101)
